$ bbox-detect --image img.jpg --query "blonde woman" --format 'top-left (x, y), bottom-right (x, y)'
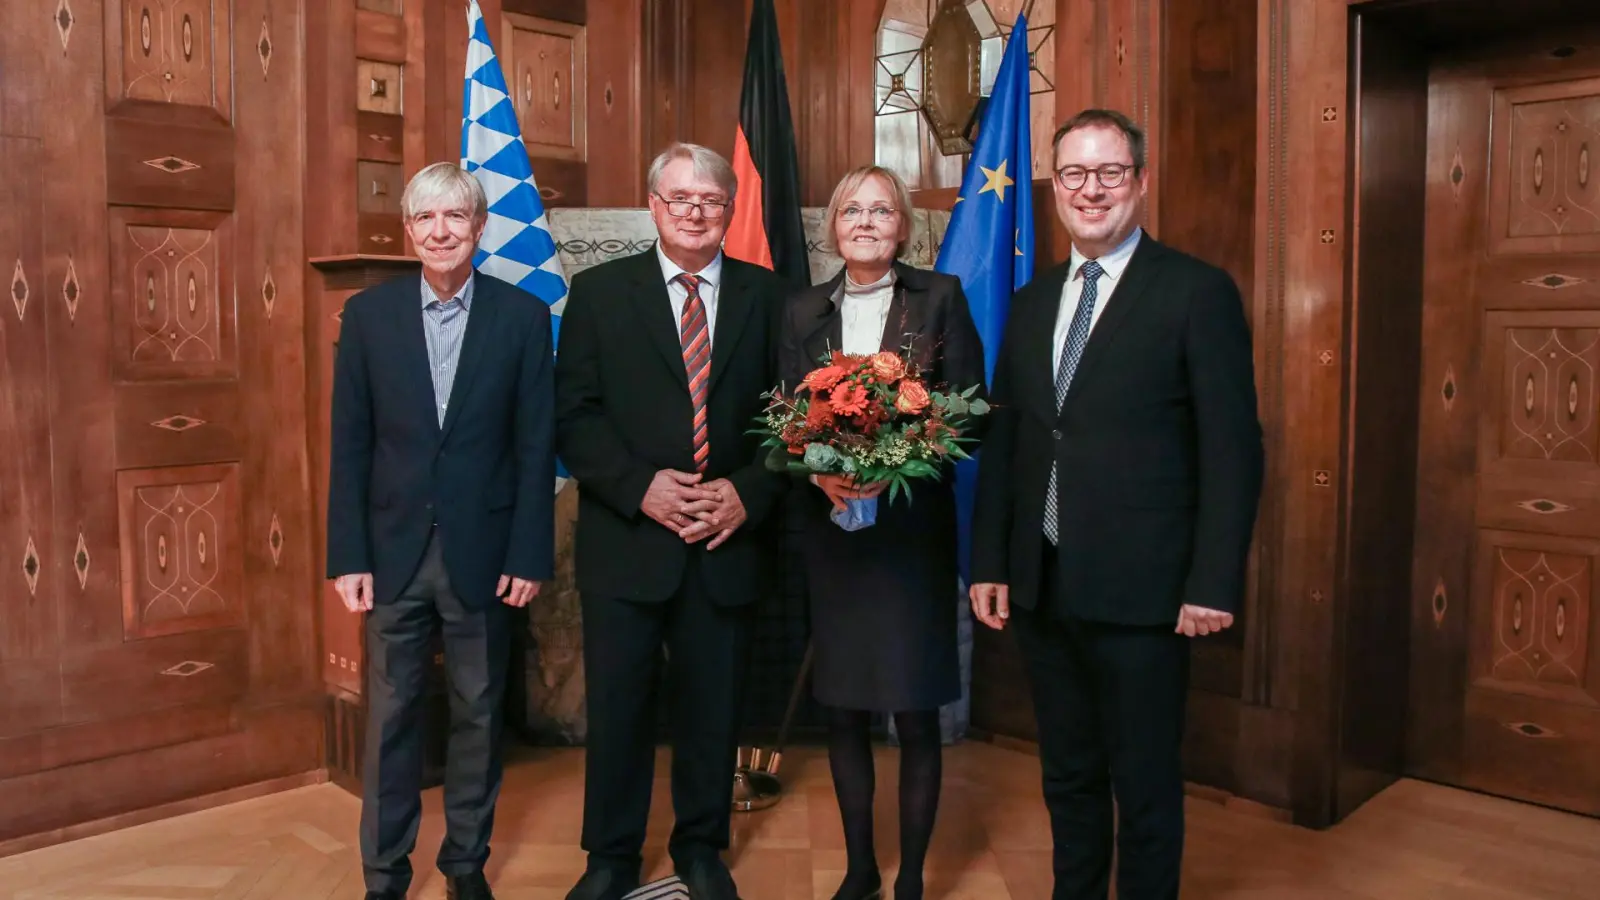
top-left (777, 165), bottom-right (985, 900)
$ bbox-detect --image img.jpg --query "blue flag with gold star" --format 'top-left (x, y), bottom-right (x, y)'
top-left (937, 12), bottom-right (1034, 584)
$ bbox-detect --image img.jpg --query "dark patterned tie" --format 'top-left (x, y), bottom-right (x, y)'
top-left (677, 273), bottom-right (711, 472)
top-left (1043, 259), bottom-right (1103, 545)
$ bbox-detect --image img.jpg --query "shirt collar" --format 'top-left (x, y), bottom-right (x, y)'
top-left (1069, 227), bottom-right (1142, 281)
top-left (656, 243), bottom-right (723, 290)
top-left (421, 271), bottom-right (475, 310)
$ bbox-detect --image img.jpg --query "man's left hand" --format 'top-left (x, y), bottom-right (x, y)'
top-left (681, 479), bottom-right (746, 550)
top-left (497, 575), bottom-right (541, 608)
top-left (1175, 604), bottom-right (1233, 637)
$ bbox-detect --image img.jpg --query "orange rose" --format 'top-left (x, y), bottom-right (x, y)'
top-left (805, 398), bottom-right (836, 429)
top-left (830, 382), bottom-right (869, 417)
top-left (802, 365), bottom-right (846, 392)
top-left (869, 352), bottom-right (907, 383)
top-left (895, 379), bottom-right (931, 414)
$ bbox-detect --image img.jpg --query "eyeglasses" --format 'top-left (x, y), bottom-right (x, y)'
top-left (1055, 164), bottom-right (1136, 191)
top-left (654, 192), bottom-right (729, 220)
top-left (838, 205), bottom-right (897, 223)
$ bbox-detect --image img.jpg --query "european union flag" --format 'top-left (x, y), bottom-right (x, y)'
top-left (937, 12), bottom-right (1035, 583)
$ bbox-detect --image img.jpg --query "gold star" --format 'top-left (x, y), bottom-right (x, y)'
top-left (979, 159), bottom-right (1014, 202)
top-left (1015, 228), bottom-right (1024, 256)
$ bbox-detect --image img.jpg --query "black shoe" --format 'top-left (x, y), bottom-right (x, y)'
top-left (679, 858), bottom-right (741, 900)
top-left (565, 868), bottom-right (640, 900)
top-left (830, 869), bottom-right (882, 900)
top-left (445, 872), bottom-right (494, 900)
top-left (364, 892), bottom-right (405, 900)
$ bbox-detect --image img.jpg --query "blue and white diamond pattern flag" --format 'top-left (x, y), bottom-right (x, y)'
top-left (461, 0), bottom-right (568, 341)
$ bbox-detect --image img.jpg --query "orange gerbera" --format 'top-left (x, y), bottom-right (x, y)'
top-left (802, 365), bottom-right (847, 392)
top-left (829, 381), bottom-right (869, 417)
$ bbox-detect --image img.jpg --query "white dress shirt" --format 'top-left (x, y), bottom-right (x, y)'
top-left (657, 244), bottom-right (724, 344)
top-left (1052, 227), bottom-right (1143, 371)
top-left (839, 268), bottom-right (896, 355)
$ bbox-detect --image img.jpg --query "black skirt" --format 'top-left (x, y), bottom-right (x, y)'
top-left (796, 476), bottom-right (961, 712)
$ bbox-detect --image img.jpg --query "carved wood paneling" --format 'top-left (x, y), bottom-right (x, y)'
top-left (356, 161), bottom-right (405, 215)
top-left (357, 111), bottom-right (405, 163)
top-left (584, 0), bottom-right (642, 205)
top-left (356, 59), bottom-right (403, 114)
top-left (106, 0), bottom-right (232, 122)
top-left (114, 382), bottom-right (242, 469)
top-left (116, 463), bottom-right (244, 640)
top-left (108, 208), bottom-right (235, 381)
top-left (357, 0), bottom-right (403, 14)
top-left (104, 104), bottom-right (236, 211)
top-left (1475, 541), bottom-right (1593, 698)
top-left (1490, 79), bottom-right (1600, 255)
top-left (503, 13), bottom-right (586, 162)
top-left (1494, 322), bottom-right (1599, 463)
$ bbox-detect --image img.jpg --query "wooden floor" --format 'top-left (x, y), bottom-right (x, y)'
top-left (2, 742), bottom-right (1598, 899)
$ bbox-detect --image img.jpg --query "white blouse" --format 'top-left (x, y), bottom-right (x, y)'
top-left (839, 269), bottom-right (896, 355)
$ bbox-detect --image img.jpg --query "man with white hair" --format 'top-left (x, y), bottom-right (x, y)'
top-left (327, 161), bottom-right (556, 900)
top-left (555, 143), bottom-right (792, 900)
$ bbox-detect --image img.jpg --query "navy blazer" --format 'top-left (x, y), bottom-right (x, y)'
top-left (326, 271), bottom-right (556, 609)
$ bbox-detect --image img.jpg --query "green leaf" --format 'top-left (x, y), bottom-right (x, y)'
top-left (968, 398), bottom-right (990, 415)
top-left (961, 385), bottom-right (978, 398)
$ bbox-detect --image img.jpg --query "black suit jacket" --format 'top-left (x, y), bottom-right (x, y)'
top-left (326, 272), bottom-right (556, 608)
top-left (971, 235), bottom-right (1263, 625)
top-left (554, 249), bottom-right (789, 605)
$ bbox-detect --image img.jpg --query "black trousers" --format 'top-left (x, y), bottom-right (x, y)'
top-left (361, 528), bottom-right (510, 895)
top-left (579, 554), bottom-right (751, 875)
top-left (1012, 540), bottom-right (1191, 900)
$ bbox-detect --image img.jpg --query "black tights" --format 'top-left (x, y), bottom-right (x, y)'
top-left (827, 707), bottom-right (942, 900)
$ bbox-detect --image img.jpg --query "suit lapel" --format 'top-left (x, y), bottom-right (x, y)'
top-left (393, 277), bottom-right (443, 437)
top-left (628, 250), bottom-right (690, 392)
top-left (800, 270), bottom-right (846, 367)
top-left (1060, 237), bottom-right (1163, 414)
top-left (1021, 263), bottom-right (1070, 424)
top-left (439, 274), bottom-right (499, 439)
top-left (707, 261), bottom-right (754, 395)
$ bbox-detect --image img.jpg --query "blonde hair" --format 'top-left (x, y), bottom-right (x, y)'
top-left (821, 165), bottom-right (913, 258)
top-left (401, 162), bottom-right (488, 221)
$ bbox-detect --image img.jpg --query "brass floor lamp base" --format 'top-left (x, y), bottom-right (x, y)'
top-left (732, 641), bottom-right (813, 813)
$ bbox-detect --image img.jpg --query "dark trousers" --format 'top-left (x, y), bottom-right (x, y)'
top-left (361, 528), bottom-right (510, 895)
top-left (1012, 541), bottom-right (1191, 900)
top-left (579, 555), bottom-right (751, 876)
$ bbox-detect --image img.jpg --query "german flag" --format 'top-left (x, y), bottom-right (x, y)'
top-left (724, 0), bottom-right (809, 285)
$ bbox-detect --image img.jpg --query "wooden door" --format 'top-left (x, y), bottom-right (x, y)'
top-left (1410, 36), bottom-right (1600, 815)
top-left (0, 0), bottom-right (321, 842)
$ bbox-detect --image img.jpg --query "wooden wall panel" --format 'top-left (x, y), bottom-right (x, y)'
top-left (586, 0), bottom-right (643, 204)
top-left (1, 0), bottom-right (321, 847)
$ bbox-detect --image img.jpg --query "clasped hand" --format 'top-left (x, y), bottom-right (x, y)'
top-left (642, 469), bottom-right (746, 550)
top-left (812, 473), bottom-right (886, 513)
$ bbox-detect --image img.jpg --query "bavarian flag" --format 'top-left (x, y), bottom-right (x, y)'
top-left (725, 0), bottom-right (809, 286)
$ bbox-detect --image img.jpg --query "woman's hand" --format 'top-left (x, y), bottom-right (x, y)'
top-left (814, 473), bottom-right (887, 512)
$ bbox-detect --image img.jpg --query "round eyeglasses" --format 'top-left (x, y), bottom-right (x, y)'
top-left (1055, 164), bottom-right (1135, 191)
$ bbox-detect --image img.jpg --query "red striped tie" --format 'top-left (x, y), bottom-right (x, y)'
top-left (677, 273), bottom-right (711, 472)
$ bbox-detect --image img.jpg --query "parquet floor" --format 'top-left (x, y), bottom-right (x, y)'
top-left (2, 742), bottom-right (1598, 899)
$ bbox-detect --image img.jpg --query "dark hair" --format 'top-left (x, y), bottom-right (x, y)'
top-left (1051, 108), bottom-right (1146, 171)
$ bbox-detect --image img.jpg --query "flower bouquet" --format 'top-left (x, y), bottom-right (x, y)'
top-left (756, 349), bottom-right (989, 530)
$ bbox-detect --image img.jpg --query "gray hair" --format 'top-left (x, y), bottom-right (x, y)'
top-left (821, 165), bottom-right (913, 258)
top-left (401, 162), bottom-right (488, 221)
top-left (646, 142), bottom-right (738, 204)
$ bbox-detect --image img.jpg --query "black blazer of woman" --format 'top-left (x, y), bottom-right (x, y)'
top-left (777, 261), bottom-right (986, 712)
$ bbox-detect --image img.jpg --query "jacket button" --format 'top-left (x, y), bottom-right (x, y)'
top-left (1052, 429), bottom-right (1063, 440)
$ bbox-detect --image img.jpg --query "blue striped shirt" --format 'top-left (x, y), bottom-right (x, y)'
top-left (421, 273), bottom-right (475, 426)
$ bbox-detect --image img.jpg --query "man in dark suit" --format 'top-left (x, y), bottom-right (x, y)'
top-left (969, 109), bottom-right (1264, 900)
top-left (327, 162), bottom-right (555, 900)
top-left (555, 142), bottom-right (789, 900)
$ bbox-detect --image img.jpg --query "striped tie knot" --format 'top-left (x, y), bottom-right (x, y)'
top-left (676, 272), bottom-right (702, 293)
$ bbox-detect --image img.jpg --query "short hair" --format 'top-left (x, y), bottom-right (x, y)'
top-left (401, 162), bottom-right (488, 221)
top-left (820, 165), bottom-right (914, 258)
top-left (646, 142), bottom-right (738, 204)
top-left (1051, 108), bottom-right (1147, 171)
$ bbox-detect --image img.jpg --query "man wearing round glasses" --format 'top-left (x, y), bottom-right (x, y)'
top-left (969, 109), bottom-right (1264, 900)
top-left (554, 142), bottom-right (789, 900)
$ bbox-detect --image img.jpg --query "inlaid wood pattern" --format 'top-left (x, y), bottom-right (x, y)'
top-left (1483, 547), bottom-right (1591, 694)
top-left (1492, 78), bottom-right (1600, 254)
top-left (109, 209), bottom-right (236, 381)
top-left (118, 0), bottom-right (225, 112)
top-left (1500, 326), bottom-right (1600, 462)
top-left (117, 464), bottom-right (243, 640)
